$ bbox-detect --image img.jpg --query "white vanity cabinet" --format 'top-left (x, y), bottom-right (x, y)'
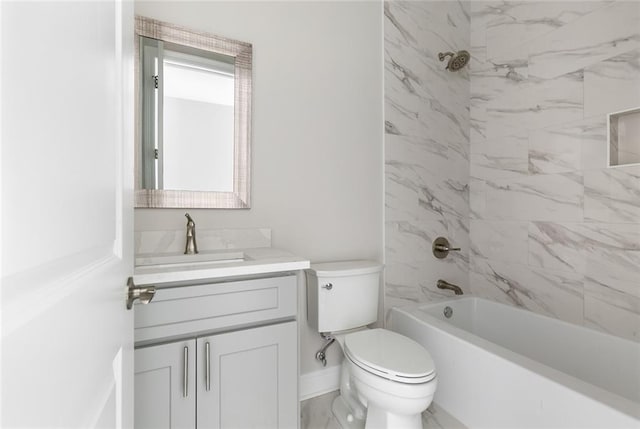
top-left (135, 339), bottom-right (197, 429)
top-left (133, 273), bottom-right (299, 429)
top-left (197, 322), bottom-right (297, 429)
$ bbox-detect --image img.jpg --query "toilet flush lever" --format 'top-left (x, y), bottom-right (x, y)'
top-left (322, 283), bottom-right (333, 290)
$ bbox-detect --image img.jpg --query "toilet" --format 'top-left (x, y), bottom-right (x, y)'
top-left (306, 261), bottom-right (437, 429)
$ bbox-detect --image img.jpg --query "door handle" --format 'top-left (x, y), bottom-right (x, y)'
top-left (126, 277), bottom-right (156, 310)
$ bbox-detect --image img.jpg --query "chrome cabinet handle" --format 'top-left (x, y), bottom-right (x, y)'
top-left (126, 277), bottom-right (156, 310)
top-left (205, 342), bottom-right (211, 391)
top-left (183, 346), bottom-right (188, 398)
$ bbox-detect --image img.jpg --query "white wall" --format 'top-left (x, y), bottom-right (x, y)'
top-left (134, 1), bottom-right (384, 377)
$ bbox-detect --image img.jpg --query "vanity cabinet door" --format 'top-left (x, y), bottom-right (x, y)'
top-left (197, 322), bottom-right (298, 429)
top-left (135, 339), bottom-right (197, 429)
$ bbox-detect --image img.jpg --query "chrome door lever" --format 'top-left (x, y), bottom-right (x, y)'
top-left (126, 277), bottom-right (156, 310)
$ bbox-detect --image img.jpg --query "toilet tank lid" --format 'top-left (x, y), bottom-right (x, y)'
top-left (308, 260), bottom-right (383, 277)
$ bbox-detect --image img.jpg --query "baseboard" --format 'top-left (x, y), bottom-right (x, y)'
top-left (299, 365), bottom-right (341, 401)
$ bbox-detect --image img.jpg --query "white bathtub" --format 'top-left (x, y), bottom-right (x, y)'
top-left (390, 297), bottom-right (640, 428)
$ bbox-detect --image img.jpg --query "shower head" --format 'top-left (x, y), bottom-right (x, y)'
top-left (438, 50), bottom-right (470, 71)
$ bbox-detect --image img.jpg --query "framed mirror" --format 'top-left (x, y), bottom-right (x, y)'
top-left (135, 16), bottom-right (252, 208)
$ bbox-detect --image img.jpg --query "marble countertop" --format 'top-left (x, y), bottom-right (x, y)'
top-left (133, 247), bottom-right (310, 286)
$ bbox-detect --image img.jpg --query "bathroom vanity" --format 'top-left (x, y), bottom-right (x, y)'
top-left (132, 248), bottom-right (309, 429)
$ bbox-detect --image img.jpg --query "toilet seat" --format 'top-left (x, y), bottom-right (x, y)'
top-left (344, 329), bottom-right (435, 384)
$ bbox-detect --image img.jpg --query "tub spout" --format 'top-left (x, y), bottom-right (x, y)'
top-left (437, 279), bottom-right (463, 295)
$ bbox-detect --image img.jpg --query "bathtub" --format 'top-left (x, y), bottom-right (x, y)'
top-left (390, 297), bottom-right (640, 428)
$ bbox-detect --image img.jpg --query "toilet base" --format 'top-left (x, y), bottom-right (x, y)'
top-left (332, 395), bottom-right (365, 429)
top-left (332, 395), bottom-right (424, 429)
top-left (364, 402), bottom-right (422, 429)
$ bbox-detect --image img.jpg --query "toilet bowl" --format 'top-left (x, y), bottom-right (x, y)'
top-left (332, 328), bottom-right (436, 429)
top-left (306, 261), bottom-right (438, 429)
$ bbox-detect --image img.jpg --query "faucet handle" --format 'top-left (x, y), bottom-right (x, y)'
top-left (184, 213), bottom-right (198, 254)
top-left (432, 237), bottom-right (460, 259)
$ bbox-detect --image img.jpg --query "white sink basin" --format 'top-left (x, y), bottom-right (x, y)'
top-left (136, 250), bottom-right (246, 268)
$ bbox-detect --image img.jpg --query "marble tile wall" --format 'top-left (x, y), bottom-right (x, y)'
top-left (384, 1), bottom-right (471, 319)
top-left (469, 1), bottom-right (640, 342)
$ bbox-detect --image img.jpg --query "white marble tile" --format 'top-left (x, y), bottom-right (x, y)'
top-left (469, 1), bottom-right (489, 64)
top-left (485, 1), bottom-right (613, 62)
top-left (386, 160), bottom-right (468, 222)
top-left (469, 94), bottom-right (488, 146)
top-left (584, 292), bottom-right (640, 343)
top-left (466, 0), bottom-right (640, 344)
top-left (584, 165), bottom-right (640, 223)
top-left (582, 222), bottom-right (640, 285)
top-left (386, 133), bottom-right (449, 180)
top-left (470, 257), bottom-right (584, 324)
top-left (584, 48), bottom-right (640, 117)
top-left (300, 392), bottom-right (467, 429)
top-left (470, 220), bottom-right (528, 264)
top-left (469, 178), bottom-right (486, 220)
top-left (527, 1), bottom-right (640, 79)
top-left (528, 222), bottom-right (586, 273)
top-left (486, 70), bottom-right (583, 132)
top-left (580, 117), bottom-right (610, 171)
top-left (386, 220), bottom-right (445, 271)
top-left (385, 85), bottom-right (468, 159)
top-left (300, 391), bottom-right (341, 429)
top-left (471, 129), bottom-right (528, 181)
top-left (470, 53), bottom-right (528, 144)
top-left (385, 170), bottom-right (420, 223)
top-left (134, 228), bottom-right (271, 255)
top-left (529, 221), bottom-right (640, 283)
top-left (423, 401), bottom-right (467, 429)
top-left (385, 0), bottom-right (470, 316)
top-left (385, 219), bottom-right (447, 304)
top-left (585, 274), bottom-right (640, 323)
top-left (528, 117), bottom-right (607, 174)
top-left (527, 266), bottom-right (585, 325)
top-left (485, 172), bottom-right (583, 222)
top-left (386, 217), bottom-right (470, 307)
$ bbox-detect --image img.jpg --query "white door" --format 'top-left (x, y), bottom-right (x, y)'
top-left (1, 1), bottom-right (135, 427)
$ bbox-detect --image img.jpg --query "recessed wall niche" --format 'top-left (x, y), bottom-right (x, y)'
top-left (609, 107), bottom-right (640, 167)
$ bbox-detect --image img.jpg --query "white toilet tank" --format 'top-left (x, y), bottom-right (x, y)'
top-left (306, 260), bottom-right (383, 333)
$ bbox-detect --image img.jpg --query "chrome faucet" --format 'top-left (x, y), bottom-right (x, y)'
top-left (437, 279), bottom-right (463, 295)
top-left (184, 213), bottom-right (198, 255)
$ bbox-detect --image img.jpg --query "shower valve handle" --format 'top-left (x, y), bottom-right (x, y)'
top-left (432, 237), bottom-right (460, 259)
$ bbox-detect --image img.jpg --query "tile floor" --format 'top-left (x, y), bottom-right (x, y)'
top-left (300, 391), bottom-right (466, 429)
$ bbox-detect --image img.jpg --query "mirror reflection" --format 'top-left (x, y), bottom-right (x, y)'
top-left (141, 38), bottom-right (236, 192)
